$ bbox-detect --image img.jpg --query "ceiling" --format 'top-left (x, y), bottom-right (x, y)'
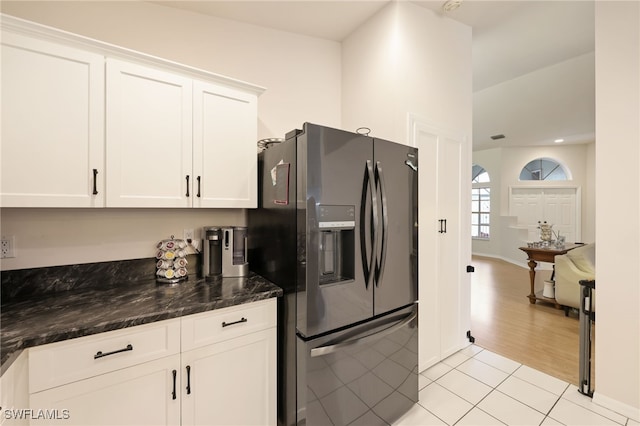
top-left (152, 0), bottom-right (596, 151)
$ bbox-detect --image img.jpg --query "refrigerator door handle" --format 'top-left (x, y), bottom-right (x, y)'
top-left (360, 160), bottom-right (378, 289)
top-left (310, 311), bottom-right (417, 357)
top-left (374, 161), bottom-right (388, 287)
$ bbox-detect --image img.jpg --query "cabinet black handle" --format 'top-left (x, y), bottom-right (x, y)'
top-left (222, 317), bottom-right (248, 328)
top-left (94, 344), bottom-right (133, 359)
top-left (92, 169), bottom-right (99, 195)
top-left (172, 369), bottom-right (177, 400)
top-left (186, 365), bottom-right (191, 395)
top-left (186, 175), bottom-right (190, 197)
top-left (196, 176), bottom-right (201, 198)
top-left (443, 219), bottom-right (447, 234)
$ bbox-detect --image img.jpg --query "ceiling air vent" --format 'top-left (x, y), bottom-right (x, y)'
top-left (490, 134), bottom-right (506, 140)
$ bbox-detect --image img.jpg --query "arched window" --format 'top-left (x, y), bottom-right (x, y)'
top-left (519, 158), bottom-right (568, 181)
top-left (472, 164), bottom-right (490, 183)
top-left (472, 165), bottom-right (490, 239)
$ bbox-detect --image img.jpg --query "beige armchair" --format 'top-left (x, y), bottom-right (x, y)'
top-left (554, 243), bottom-right (595, 315)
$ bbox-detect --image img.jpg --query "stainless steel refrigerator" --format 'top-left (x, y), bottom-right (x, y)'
top-left (248, 123), bottom-right (418, 426)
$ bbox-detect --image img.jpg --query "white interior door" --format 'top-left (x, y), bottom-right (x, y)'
top-left (510, 189), bottom-right (544, 240)
top-left (438, 135), bottom-right (465, 358)
top-left (543, 189), bottom-right (577, 242)
top-left (412, 117), bottom-right (470, 371)
top-left (510, 187), bottom-right (580, 243)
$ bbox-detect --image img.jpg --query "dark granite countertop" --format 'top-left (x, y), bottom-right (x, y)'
top-left (1, 272), bottom-right (282, 369)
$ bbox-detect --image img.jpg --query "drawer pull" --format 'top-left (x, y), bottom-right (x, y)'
top-left (92, 169), bottom-right (99, 195)
top-left (222, 317), bottom-right (248, 328)
top-left (172, 369), bottom-right (177, 400)
top-left (94, 344), bottom-right (133, 359)
top-left (186, 365), bottom-right (191, 395)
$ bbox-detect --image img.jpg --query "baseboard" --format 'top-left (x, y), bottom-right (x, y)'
top-left (593, 391), bottom-right (640, 422)
top-left (472, 252), bottom-right (529, 269)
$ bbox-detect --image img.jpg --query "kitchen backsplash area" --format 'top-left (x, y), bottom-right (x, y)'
top-left (1, 254), bottom-right (202, 303)
top-left (0, 208), bottom-right (245, 271)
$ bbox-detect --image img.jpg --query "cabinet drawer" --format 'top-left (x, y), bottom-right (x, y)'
top-left (181, 299), bottom-right (276, 352)
top-left (29, 319), bottom-right (180, 393)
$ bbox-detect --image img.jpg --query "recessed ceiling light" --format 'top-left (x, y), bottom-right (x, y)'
top-left (554, 138), bottom-right (565, 143)
top-left (442, 0), bottom-right (463, 13)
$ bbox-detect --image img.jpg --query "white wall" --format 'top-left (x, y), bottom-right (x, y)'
top-left (0, 208), bottom-right (245, 269)
top-left (341, 1), bottom-right (472, 144)
top-left (0, 1), bottom-right (342, 140)
top-left (593, 1), bottom-right (640, 418)
top-left (0, 1), bottom-right (342, 270)
top-left (471, 148), bottom-right (503, 258)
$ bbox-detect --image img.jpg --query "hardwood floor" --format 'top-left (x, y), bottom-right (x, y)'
top-left (470, 255), bottom-right (588, 386)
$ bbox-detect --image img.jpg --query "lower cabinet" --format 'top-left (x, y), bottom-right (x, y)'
top-left (0, 350), bottom-right (29, 426)
top-left (181, 327), bottom-right (276, 426)
top-left (15, 299), bottom-right (277, 426)
top-left (30, 355), bottom-right (181, 426)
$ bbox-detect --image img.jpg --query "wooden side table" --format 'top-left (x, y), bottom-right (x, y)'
top-left (518, 243), bottom-right (583, 308)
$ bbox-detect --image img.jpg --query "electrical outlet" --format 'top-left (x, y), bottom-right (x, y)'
top-left (1, 236), bottom-right (16, 259)
top-left (183, 229), bottom-right (194, 244)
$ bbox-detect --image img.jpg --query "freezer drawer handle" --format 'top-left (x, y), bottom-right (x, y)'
top-left (222, 317), bottom-right (248, 328)
top-left (94, 344), bottom-right (133, 359)
top-left (310, 311), bottom-right (417, 357)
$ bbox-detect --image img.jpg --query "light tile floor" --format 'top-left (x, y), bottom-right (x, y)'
top-left (394, 345), bottom-right (639, 426)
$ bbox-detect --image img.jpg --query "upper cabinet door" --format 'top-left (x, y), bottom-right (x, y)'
top-left (1, 32), bottom-right (105, 207)
top-left (106, 58), bottom-right (193, 208)
top-left (193, 81), bottom-right (257, 208)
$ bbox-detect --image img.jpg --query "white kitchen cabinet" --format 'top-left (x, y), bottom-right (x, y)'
top-left (1, 15), bottom-right (263, 209)
top-left (105, 58), bottom-right (193, 208)
top-left (0, 31), bottom-right (105, 207)
top-left (181, 327), bottom-right (276, 426)
top-left (19, 299), bottom-right (277, 426)
top-left (27, 319), bottom-right (181, 425)
top-left (106, 60), bottom-right (259, 209)
top-left (0, 351), bottom-right (29, 426)
top-left (30, 355), bottom-right (181, 426)
top-left (193, 81), bottom-right (258, 208)
top-left (181, 299), bottom-right (277, 426)
top-left (28, 319), bottom-right (181, 394)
